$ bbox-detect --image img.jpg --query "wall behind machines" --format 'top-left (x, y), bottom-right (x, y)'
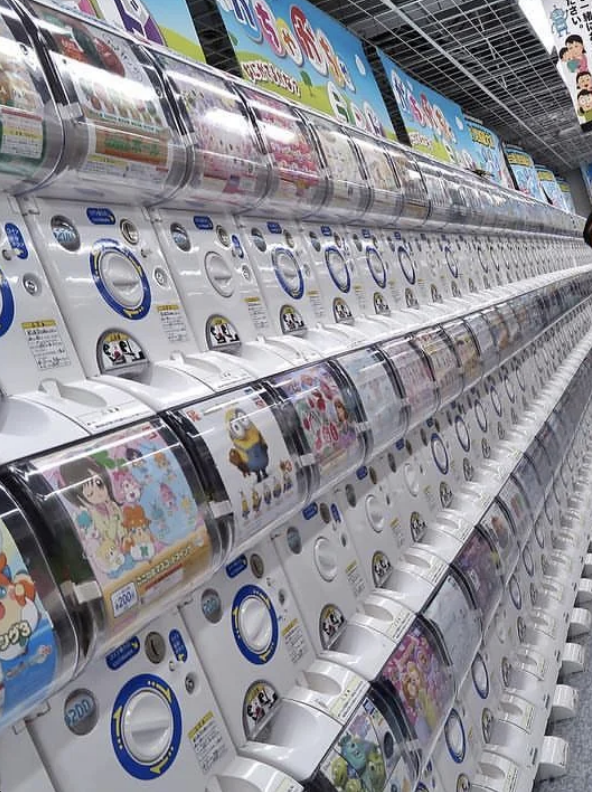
top-left (0, 2), bottom-right (591, 792)
top-left (565, 169), bottom-right (592, 216)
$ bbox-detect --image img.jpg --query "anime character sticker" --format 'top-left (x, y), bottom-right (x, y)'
top-left (32, 421), bottom-right (211, 629)
top-left (181, 386), bottom-right (302, 546)
top-left (0, 513), bottom-right (57, 728)
top-left (319, 695), bottom-right (414, 792)
top-left (273, 363), bottom-right (362, 483)
top-left (381, 621), bottom-right (454, 751)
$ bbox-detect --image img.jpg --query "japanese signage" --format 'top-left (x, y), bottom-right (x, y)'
top-left (504, 144), bottom-right (548, 201)
top-left (542, 0), bottom-right (592, 130)
top-left (535, 165), bottom-right (568, 209)
top-left (466, 120), bottom-right (514, 188)
top-left (54, 0), bottom-right (205, 61)
top-left (556, 175), bottom-right (577, 212)
top-left (215, 0), bottom-right (397, 138)
top-left (377, 49), bottom-right (476, 167)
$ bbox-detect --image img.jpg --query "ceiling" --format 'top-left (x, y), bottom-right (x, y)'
top-left (188, 0), bottom-right (592, 176)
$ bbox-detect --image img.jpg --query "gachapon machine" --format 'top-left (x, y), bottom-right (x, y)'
top-left (0, 484), bottom-right (79, 733)
top-left (265, 361), bottom-right (366, 500)
top-left (165, 381), bottom-right (309, 559)
top-left (234, 86), bottom-right (371, 355)
top-left (17, 0), bottom-right (254, 404)
top-left (0, 0), bottom-right (156, 463)
top-left (6, 418), bottom-right (227, 659)
top-left (298, 115), bottom-right (411, 337)
top-left (145, 51), bottom-right (309, 376)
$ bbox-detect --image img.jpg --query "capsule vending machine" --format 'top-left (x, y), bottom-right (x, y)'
top-left (296, 112), bottom-right (411, 336)
top-left (18, 0), bottom-right (253, 407)
top-left (0, 483), bottom-right (80, 792)
top-left (233, 86), bottom-right (374, 355)
top-left (0, 0), bottom-right (154, 464)
top-left (146, 50), bottom-right (315, 376)
top-left (2, 418), bottom-right (244, 792)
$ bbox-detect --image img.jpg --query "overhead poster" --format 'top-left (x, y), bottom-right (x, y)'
top-left (377, 49), bottom-right (476, 168)
top-left (504, 144), bottom-right (547, 202)
top-left (535, 165), bottom-right (567, 209)
top-left (215, 0), bottom-right (397, 139)
top-left (54, 0), bottom-right (206, 62)
top-left (542, 0), bottom-right (592, 131)
top-left (556, 176), bottom-right (577, 212)
top-left (466, 120), bottom-right (514, 188)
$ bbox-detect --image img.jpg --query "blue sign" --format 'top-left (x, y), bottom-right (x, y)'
top-left (377, 49), bottom-right (477, 168)
top-left (217, 0), bottom-right (397, 139)
top-left (504, 146), bottom-right (547, 202)
top-left (465, 121), bottom-right (514, 189)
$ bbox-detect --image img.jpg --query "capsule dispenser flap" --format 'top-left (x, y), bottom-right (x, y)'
top-left (0, 483), bottom-right (79, 729)
top-left (19, 0), bottom-right (186, 203)
top-left (167, 383), bottom-right (308, 556)
top-left (7, 418), bottom-right (223, 656)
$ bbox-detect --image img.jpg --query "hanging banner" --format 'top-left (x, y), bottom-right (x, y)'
top-left (504, 144), bottom-right (547, 202)
top-left (541, 0), bottom-right (592, 131)
top-left (556, 176), bottom-right (577, 212)
top-left (535, 165), bottom-right (567, 209)
top-left (465, 120), bottom-right (514, 188)
top-left (54, 0), bottom-right (206, 62)
top-left (215, 0), bottom-right (397, 139)
top-left (376, 49), bottom-right (476, 168)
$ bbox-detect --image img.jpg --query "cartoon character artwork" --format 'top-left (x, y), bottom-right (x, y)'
top-left (226, 408), bottom-right (270, 483)
top-left (453, 530), bottom-right (502, 628)
top-left (180, 386), bottom-right (303, 546)
top-left (318, 695), bottom-right (414, 792)
top-left (273, 363), bottom-right (363, 484)
top-left (381, 621), bottom-right (454, 752)
top-left (30, 421), bottom-right (212, 629)
top-left (0, 508), bottom-right (57, 727)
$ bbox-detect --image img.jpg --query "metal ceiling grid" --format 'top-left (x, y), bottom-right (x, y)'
top-left (188, 0), bottom-right (592, 175)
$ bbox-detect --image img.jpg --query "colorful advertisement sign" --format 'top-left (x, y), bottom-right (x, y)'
top-left (54, 0), bottom-right (205, 61)
top-left (377, 49), bottom-right (476, 168)
top-left (465, 120), bottom-right (514, 189)
top-left (504, 144), bottom-right (547, 202)
top-left (535, 165), bottom-right (567, 209)
top-left (556, 176), bottom-right (577, 212)
top-left (542, 0), bottom-right (592, 130)
top-left (215, 0), bottom-right (397, 139)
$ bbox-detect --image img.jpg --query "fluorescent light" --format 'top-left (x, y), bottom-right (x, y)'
top-left (518, 0), bottom-right (555, 53)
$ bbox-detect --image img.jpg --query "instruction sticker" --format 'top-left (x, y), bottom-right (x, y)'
top-left (157, 304), bottom-right (189, 344)
top-left (22, 320), bottom-right (70, 371)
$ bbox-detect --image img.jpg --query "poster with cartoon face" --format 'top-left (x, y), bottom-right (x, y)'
top-left (271, 363), bottom-right (364, 487)
top-left (179, 386), bottom-right (304, 547)
top-left (318, 694), bottom-right (415, 792)
top-left (0, 11), bottom-right (46, 180)
top-left (240, 87), bottom-right (323, 208)
top-left (338, 348), bottom-right (406, 453)
top-left (157, 57), bottom-right (267, 205)
top-left (29, 421), bottom-right (212, 632)
top-left (30, 2), bottom-right (173, 186)
top-left (380, 621), bottom-right (454, 752)
top-left (423, 574), bottom-right (481, 681)
top-left (453, 530), bottom-right (502, 628)
top-left (382, 339), bottom-right (438, 427)
top-left (0, 509), bottom-right (57, 729)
